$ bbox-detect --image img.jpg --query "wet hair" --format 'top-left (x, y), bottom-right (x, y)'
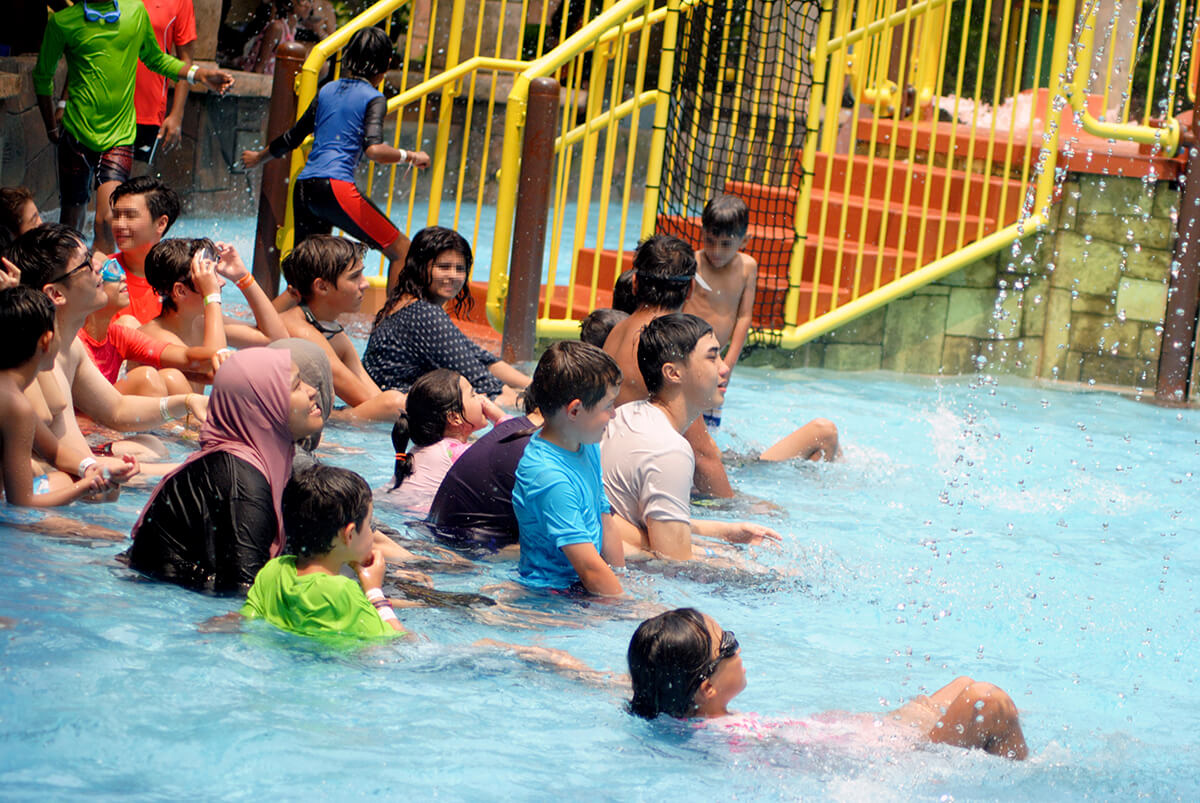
top-left (527, 340), bottom-right (621, 418)
top-left (391, 368), bottom-right (466, 488)
top-left (701, 195), bottom-right (749, 239)
top-left (374, 226), bottom-right (473, 326)
top-left (0, 186), bottom-right (36, 248)
top-left (283, 464), bottom-right (373, 559)
top-left (637, 312), bottom-right (713, 395)
top-left (579, 308), bottom-right (628, 348)
top-left (631, 235), bottom-right (696, 311)
top-left (611, 270), bottom-right (636, 314)
top-left (145, 238), bottom-right (217, 312)
top-left (8, 223), bottom-right (86, 291)
top-left (628, 608), bottom-right (714, 719)
top-left (109, 176), bottom-right (182, 234)
top-left (282, 235), bottom-right (366, 302)
top-left (0, 286), bottom-right (56, 370)
top-left (342, 26), bottom-right (393, 78)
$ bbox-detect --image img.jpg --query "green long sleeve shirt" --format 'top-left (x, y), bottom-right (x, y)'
top-left (33, 0), bottom-right (186, 153)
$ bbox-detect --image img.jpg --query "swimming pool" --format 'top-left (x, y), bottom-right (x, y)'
top-left (2, 353), bottom-right (1196, 798)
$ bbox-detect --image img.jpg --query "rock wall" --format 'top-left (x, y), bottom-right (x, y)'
top-left (746, 172), bottom-right (1180, 392)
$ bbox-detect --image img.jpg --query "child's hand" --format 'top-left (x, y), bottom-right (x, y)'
top-left (240, 149), bottom-right (266, 169)
top-left (213, 242), bottom-right (250, 286)
top-left (721, 521), bottom-right (781, 545)
top-left (353, 548), bottom-right (388, 591)
top-left (190, 249), bottom-right (222, 296)
top-left (408, 150), bottom-right (431, 168)
top-left (185, 392), bottom-right (209, 423)
top-left (481, 397), bottom-right (505, 424)
top-left (95, 454), bottom-right (140, 485)
top-left (0, 257), bottom-right (21, 290)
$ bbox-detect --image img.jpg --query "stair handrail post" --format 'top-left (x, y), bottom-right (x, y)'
top-left (640, 0), bottom-right (683, 239)
top-left (252, 41), bottom-right (309, 297)
top-left (502, 77), bottom-right (562, 363)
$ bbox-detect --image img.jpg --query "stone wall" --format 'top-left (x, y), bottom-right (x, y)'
top-left (745, 172), bottom-right (1180, 392)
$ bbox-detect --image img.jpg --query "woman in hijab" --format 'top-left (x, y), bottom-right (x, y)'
top-left (269, 338), bottom-right (333, 469)
top-left (128, 348), bottom-right (324, 593)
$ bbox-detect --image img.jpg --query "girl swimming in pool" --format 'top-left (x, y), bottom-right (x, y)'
top-left (627, 608), bottom-right (1029, 759)
top-left (387, 368), bottom-right (505, 514)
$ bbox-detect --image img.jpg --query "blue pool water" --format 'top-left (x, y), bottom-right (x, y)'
top-left (1, 357), bottom-right (1197, 799)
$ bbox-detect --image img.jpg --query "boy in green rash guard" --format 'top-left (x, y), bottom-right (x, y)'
top-left (33, 0), bottom-right (234, 254)
top-left (241, 464), bottom-right (407, 640)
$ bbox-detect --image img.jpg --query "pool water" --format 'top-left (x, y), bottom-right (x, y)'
top-left (2, 353), bottom-right (1197, 798)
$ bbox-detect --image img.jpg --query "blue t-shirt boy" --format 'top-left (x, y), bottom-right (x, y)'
top-left (513, 434), bottom-right (610, 590)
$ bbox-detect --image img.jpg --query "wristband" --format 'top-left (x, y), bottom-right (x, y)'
top-left (398, 149), bottom-right (408, 163)
top-left (235, 273), bottom-right (254, 290)
top-left (203, 293), bottom-right (222, 306)
top-left (56, 100), bottom-right (67, 110)
top-left (186, 64), bottom-right (199, 85)
top-left (365, 588), bottom-right (385, 602)
top-left (216, 347), bottom-right (233, 357)
top-left (160, 396), bottom-right (172, 422)
top-left (376, 604), bottom-right (399, 623)
top-left (78, 456), bottom-right (97, 477)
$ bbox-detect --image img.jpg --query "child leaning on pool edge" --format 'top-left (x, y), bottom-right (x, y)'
top-left (242, 463), bottom-right (406, 639)
top-left (513, 341), bottom-right (626, 597)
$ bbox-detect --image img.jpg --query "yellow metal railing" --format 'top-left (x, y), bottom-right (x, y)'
top-left (278, 0), bottom-right (1194, 348)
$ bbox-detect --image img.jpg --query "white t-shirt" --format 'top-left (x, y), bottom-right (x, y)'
top-left (600, 400), bottom-right (693, 528)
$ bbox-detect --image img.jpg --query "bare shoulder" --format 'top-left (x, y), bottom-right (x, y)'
top-left (0, 378), bottom-right (33, 422)
top-left (737, 251), bottom-right (758, 278)
top-left (278, 305), bottom-right (308, 336)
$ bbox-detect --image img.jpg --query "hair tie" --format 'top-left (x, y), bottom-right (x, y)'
top-left (395, 452), bottom-right (408, 460)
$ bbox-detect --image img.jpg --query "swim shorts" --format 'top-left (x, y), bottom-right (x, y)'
top-left (32, 474), bottom-right (51, 495)
top-left (133, 124), bottom-right (160, 163)
top-left (58, 129), bottom-right (134, 207)
top-left (293, 176), bottom-right (400, 251)
top-left (702, 405), bottom-right (723, 431)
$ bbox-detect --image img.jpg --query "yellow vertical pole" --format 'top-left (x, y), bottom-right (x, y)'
top-left (682, 1), bottom-right (714, 206)
top-left (640, 0), bottom-right (683, 238)
top-left (427, 0), bottom-right (468, 225)
top-left (486, 74), bottom-right (531, 329)
top-left (616, 0), bottom-right (655, 263)
top-left (740, 0), bottom-right (775, 183)
top-left (1032, 0), bottom-right (1078, 216)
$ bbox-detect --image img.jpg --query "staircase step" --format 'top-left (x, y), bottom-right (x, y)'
top-left (853, 117), bottom-right (1035, 170)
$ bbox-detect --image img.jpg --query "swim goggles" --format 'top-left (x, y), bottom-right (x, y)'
top-left (100, 258), bottom-right (125, 283)
top-left (82, 0), bottom-right (121, 23)
top-left (687, 629), bottom-right (739, 698)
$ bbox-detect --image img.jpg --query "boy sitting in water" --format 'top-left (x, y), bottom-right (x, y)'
top-left (682, 195), bottom-right (757, 431)
top-left (242, 464), bottom-right (406, 639)
top-left (276, 235), bottom-right (405, 421)
top-left (514, 341), bottom-right (626, 596)
top-left (0, 286), bottom-right (111, 506)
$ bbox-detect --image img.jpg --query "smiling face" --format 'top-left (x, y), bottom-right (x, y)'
top-left (111, 193), bottom-right (167, 256)
top-left (287, 363), bottom-right (325, 439)
top-left (427, 248), bottom-right (468, 305)
top-left (51, 243), bottom-right (109, 316)
top-left (679, 332), bottom-right (730, 411)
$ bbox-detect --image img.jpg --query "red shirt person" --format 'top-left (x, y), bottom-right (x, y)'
top-left (133, 0), bottom-right (197, 161)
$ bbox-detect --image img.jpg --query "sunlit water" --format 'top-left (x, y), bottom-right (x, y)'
top-left (2, 344), bottom-right (1197, 798)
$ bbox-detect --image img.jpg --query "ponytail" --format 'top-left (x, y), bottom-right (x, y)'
top-left (391, 414), bottom-right (414, 489)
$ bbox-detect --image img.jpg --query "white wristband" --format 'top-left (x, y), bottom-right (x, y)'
top-left (376, 605), bottom-right (399, 623)
top-left (78, 456), bottom-right (97, 477)
top-left (186, 64), bottom-right (199, 85)
top-left (160, 396), bottom-right (172, 422)
top-left (365, 588), bottom-right (385, 602)
top-left (56, 100), bottom-right (67, 110)
top-left (398, 149), bottom-right (408, 163)
top-left (203, 293), bottom-right (222, 306)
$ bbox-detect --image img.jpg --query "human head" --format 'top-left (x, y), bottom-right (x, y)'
top-left (579, 308), bottom-right (628, 348)
top-left (0, 186), bottom-right (41, 247)
top-left (110, 177), bottom-right (181, 255)
top-left (268, 338), bottom-right (333, 454)
top-left (391, 368), bottom-right (470, 487)
top-left (701, 195), bottom-right (749, 239)
top-left (0, 285), bottom-right (57, 371)
top-left (528, 340), bottom-right (621, 420)
top-left (637, 312), bottom-right (714, 396)
top-left (611, 270), bottom-right (636, 314)
top-left (375, 226), bottom-right (473, 325)
top-left (8, 223), bottom-right (87, 291)
top-left (342, 25), bottom-right (393, 79)
top-left (282, 235), bottom-right (368, 308)
top-left (628, 608), bottom-right (744, 719)
top-left (145, 238), bottom-right (218, 312)
top-left (630, 235), bottom-right (697, 311)
top-left (282, 464), bottom-right (373, 560)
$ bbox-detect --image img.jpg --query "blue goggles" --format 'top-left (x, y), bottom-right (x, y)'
top-left (82, 0), bottom-right (121, 24)
top-left (100, 258), bottom-right (125, 283)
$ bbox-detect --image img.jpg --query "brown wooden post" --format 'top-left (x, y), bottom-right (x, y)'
top-left (251, 41), bottom-right (309, 298)
top-left (502, 77), bottom-right (561, 364)
top-left (1155, 113), bottom-right (1200, 403)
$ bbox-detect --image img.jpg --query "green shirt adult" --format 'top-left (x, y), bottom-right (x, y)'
top-left (241, 556), bottom-right (403, 640)
top-left (33, 0), bottom-right (186, 153)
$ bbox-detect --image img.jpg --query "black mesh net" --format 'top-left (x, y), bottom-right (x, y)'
top-left (654, 0), bottom-right (824, 331)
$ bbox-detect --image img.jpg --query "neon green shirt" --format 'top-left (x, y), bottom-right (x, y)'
top-left (241, 556), bottom-right (402, 640)
top-left (33, 0), bottom-right (185, 153)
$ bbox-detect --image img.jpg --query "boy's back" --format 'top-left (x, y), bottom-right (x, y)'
top-left (513, 434), bottom-right (609, 590)
top-left (241, 555), bottom-right (397, 639)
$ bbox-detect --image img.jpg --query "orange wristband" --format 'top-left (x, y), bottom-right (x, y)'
top-left (235, 273), bottom-right (254, 290)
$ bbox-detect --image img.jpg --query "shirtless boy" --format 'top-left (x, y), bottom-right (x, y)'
top-left (682, 195), bottom-right (756, 431)
top-left (139, 238), bottom-right (289, 383)
top-left (277, 235), bottom-right (405, 421)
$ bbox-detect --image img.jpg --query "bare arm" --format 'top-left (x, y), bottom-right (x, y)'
top-left (158, 41), bottom-right (193, 150)
top-left (216, 242), bottom-right (288, 343)
top-left (487, 360), bottom-right (532, 389)
top-left (644, 518), bottom-right (693, 561)
top-left (71, 343), bottom-right (204, 430)
top-left (690, 518), bottom-right (781, 545)
top-left (2, 399), bottom-right (104, 507)
top-left (364, 144), bottom-right (430, 166)
top-left (599, 513), bottom-right (627, 568)
top-left (561, 542), bottom-right (624, 596)
top-left (724, 256), bottom-right (757, 372)
top-left (188, 250), bottom-right (229, 351)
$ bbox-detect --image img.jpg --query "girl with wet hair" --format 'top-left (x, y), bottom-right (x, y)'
top-left (364, 226), bottom-right (531, 407)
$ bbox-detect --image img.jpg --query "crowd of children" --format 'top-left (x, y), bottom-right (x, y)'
top-left (6, 20), bottom-right (1032, 764)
